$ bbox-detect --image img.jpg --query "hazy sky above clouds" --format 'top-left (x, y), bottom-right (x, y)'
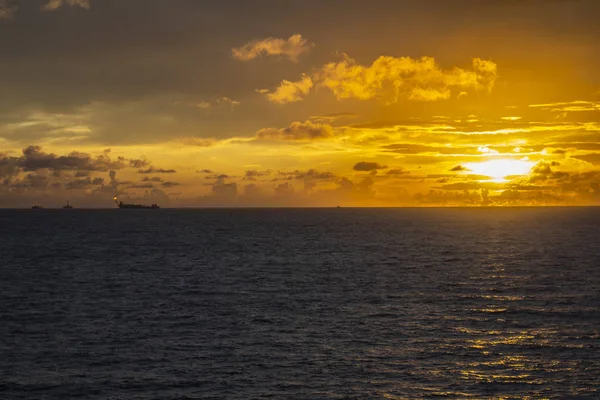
top-left (1, 0), bottom-right (600, 207)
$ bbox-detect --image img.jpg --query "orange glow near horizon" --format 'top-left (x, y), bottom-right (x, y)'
top-left (1, 1), bottom-right (599, 207)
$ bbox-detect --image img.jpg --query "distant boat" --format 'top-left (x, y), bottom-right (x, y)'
top-left (31, 205), bottom-right (43, 209)
top-left (63, 201), bottom-right (73, 209)
top-left (114, 196), bottom-right (160, 209)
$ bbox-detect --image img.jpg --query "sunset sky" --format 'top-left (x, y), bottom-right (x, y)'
top-left (1, 0), bottom-right (600, 207)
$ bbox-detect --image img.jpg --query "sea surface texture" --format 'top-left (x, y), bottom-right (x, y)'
top-left (1, 208), bottom-right (599, 399)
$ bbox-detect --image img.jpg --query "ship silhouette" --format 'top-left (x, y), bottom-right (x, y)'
top-left (63, 200), bottom-right (73, 209)
top-left (114, 196), bottom-right (160, 209)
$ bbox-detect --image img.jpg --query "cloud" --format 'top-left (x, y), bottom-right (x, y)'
top-left (143, 176), bottom-right (163, 182)
top-left (256, 120), bottom-right (333, 141)
top-left (16, 146), bottom-right (125, 172)
top-left (129, 158), bottom-right (150, 169)
top-left (529, 101), bottom-right (600, 113)
top-left (243, 183), bottom-right (263, 198)
top-left (0, 0), bottom-right (16, 20)
top-left (212, 180), bottom-right (237, 200)
top-left (232, 34), bottom-right (314, 62)
top-left (386, 168), bottom-right (409, 176)
top-left (161, 181), bottom-right (180, 188)
top-left (274, 182), bottom-right (294, 196)
top-left (450, 165), bottom-right (469, 172)
top-left (276, 169), bottom-right (336, 181)
top-left (436, 181), bottom-right (505, 191)
top-left (353, 162), bottom-right (387, 172)
top-left (196, 97), bottom-right (240, 111)
top-left (528, 160), bottom-right (569, 182)
top-left (65, 177), bottom-right (104, 190)
top-left (264, 55), bottom-right (497, 104)
top-left (244, 170), bottom-right (271, 180)
top-left (382, 143), bottom-right (480, 155)
top-left (571, 153), bottom-right (600, 164)
top-left (138, 167), bottom-right (177, 174)
top-left (216, 97), bottom-right (241, 109)
top-left (41, 0), bottom-right (90, 11)
top-left (0, 152), bottom-right (19, 178)
top-left (41, 0), bottom-right (91, 11)
top-left (309, 112), bottom-right (359, 122)
top-left (177, 138), bottom-right (217, 147)
top-left (262, 74), bottom-right (313, 104)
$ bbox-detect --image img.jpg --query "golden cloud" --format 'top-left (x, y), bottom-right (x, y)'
top-left (263, 55), bottom-right (497, 104)
top-left (231, 34), bottom-right (314, 62)
top-left (263, 74), bottom-right (313, 104)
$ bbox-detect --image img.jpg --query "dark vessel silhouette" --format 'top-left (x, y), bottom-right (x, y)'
top-left (31, 205), bottom-right (43, 209)
top-left (63, 200), bottom-right (73, 209)
top-left (114, 196), bottom-right (160, 209)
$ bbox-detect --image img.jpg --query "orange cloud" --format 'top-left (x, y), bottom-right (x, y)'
top-left (232, 34), bottom-right (314, 62)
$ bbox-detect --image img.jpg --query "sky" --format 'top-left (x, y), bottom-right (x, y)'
top-left (1, 0), bottom-right (600, 207)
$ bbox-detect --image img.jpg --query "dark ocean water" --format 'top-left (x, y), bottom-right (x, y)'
top-left (1, 207), bottom-right (599, 399)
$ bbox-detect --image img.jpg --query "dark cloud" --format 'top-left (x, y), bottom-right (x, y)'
top-left (142, 176), bottom-right (163, 182)
top-left (277, 169), bottom-right (336, 181)
top-left (129, 158), bottom-right (150, 169)
top-left (450, 165), bottom-right (469, 172)
top-left (138, 167), bottom-right (177, 174)
top-left (274, 182), bottom-right (294, 196)
top-left (353, 162), bottom-right (387, 172)
top-left (205, 173), bottom-right (231, 182)
top-left (0, 153), bottom-right (19, 178)
top-left (14, 173), bottom-right (50, 189)
top-left (529, 161), bottom-right (569, 182)
top-left (244, 169), bottom-right (271, 181)
top-left (243, 183), bottom-right (263, 198)
top-left (18, 145), bottom-right (125, 172)
top-left (212, 181), bottom-right (237, 200)
top-left (257, 121), bottom-right (333, 141)
top-left (386, 168), bottom-right (409, 175)
top-left (162, 181), bottom-right (180, 188)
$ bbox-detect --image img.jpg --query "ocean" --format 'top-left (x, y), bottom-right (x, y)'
top-left (1, 208), bottom-right (599, 399)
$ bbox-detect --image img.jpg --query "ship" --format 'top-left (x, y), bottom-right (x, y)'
top-left (63, 200), bottom-right (73, 209)
top-left (114, 196), bottom-right (160, 209)
top-left (31, 205), bottom-right (43, 209)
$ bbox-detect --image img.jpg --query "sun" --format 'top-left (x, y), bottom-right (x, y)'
top-left (465, 159), bottom-right (535, 182)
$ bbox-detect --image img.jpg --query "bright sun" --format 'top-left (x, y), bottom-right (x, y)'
top-left (465, 159), bottom-right (535, 182)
